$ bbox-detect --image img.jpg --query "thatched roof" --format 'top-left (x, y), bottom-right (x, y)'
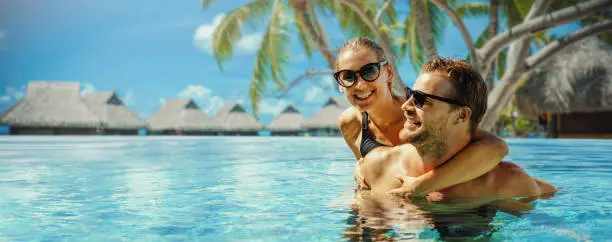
top-left (148, 98), bottom-right (223, 131)
top-left (215, 103), bottom-right (263, 132)
top-left (266, 105), bottom-right (305, 132)
top-left (331, 96), bottom-right (351, 109)
top-left (517, 37), bottom-right (612, 117)
top-left (83, 92), bottom-right (146, 130)
top-left (0, 81), bottom-right (102, 127)
top-left (301, 96), bottom-right (350, 129)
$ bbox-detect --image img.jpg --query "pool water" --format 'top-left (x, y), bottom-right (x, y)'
top-left (1, 137), bottom-right (611, 241)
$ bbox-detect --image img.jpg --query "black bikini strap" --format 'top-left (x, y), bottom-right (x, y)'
top-left (362, 112), bottom-right (368, 131)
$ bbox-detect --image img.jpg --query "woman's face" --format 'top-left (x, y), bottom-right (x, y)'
top-left (336, 48), bottom-right (392, 112)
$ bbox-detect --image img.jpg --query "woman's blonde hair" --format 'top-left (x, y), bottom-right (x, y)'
top-left (335, 37), bottom-right (386, 70)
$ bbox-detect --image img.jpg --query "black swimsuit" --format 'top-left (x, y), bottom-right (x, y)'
top-left (359, 112), bottom-right (388, 157)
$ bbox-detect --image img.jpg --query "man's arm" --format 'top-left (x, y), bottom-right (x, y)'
top-left (389, 129), bottom-right (508, 197)
top-left (533, 177), bottom-right (558, 195)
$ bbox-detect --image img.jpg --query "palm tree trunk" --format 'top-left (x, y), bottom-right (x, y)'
top-left (480, 71), bottom-right (528, 131)
top-left (509, 97), bottom-right (517, 136)
top-left (409, 0), bottom-right (439, 60)
top-left (339, 0), bottom-right (406, 93)
top-left (485, 0), bottom-right (499, 92)
top-left (477, 0), bottom-right (612, 71)
top-left (479, 0), bottom-right (551, 131)
top-left (292, 1), bottom-right (336, 69)
top-left (429, 0), bottom-right (476, 66)
top-left (479, 19), bottom-right (612, 131)
top-left (525, 19), bottom-right (612, 69)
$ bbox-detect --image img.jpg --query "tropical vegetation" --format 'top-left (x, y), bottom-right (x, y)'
top-left (201, 0), bottom-right (612, 133)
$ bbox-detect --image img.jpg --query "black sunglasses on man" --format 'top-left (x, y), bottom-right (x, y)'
top-left (405, 87), bottom-right (466, 109)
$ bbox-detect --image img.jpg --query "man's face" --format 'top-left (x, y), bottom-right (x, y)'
top-left (399, 72), bottom-right (459, 156)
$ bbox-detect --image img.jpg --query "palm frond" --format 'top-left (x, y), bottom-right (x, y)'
top-left (402, 11), bottom-right (426, 73)
top-left (210, 0), bottom-right (272, 70)
top-left (249, 0), bottom-right (291, 117)
top-left (312, 0), bottom-right (338, 18)
top-left (581, 15), bottom-right (612, 45)
top-left (399, 12), bottom-right (410, 59)
top-left (532, 31), bottom-right (552, 48)
top-left (333, 0), bottom-right (377, 38)
top-left (425, 0), bottom-right (448, 43)
top-left (455, 2), bottom-right (490, 18)
top-left (201, 0), bottom-right (215, 8)
top-left (293, 8), bottom-right (315, 58)
top-left (379, 0), bottom-right (399, 26)
top-left (398, 0), bottom-right (445, 63)
top-left (307, 4), bottom-right (325, 39)
top-left (500, 0), bottom-right (532, 27)
top-left (474, 28), bottom-right (489, 48)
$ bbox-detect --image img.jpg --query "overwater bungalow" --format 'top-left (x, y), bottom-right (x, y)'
top-left (301, 96), bottom-right (350, 136)
top-left (215, 103), bottom-right (263, 136)
top-left (516, 37), bottom-right (612, 139)
top-left (83, 92), bottom-right (146, 135)
top-left (266, 105), bottom-right (305, 136)
top-left (148, 98), bottom-right (223, 135)
top-left (0, 81), bottom-right (102, 135)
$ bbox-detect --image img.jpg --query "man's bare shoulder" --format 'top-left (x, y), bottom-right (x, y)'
top-left (387, 144), bottom-right (423, 175)
top-left (362, 144), bottom-right (419, 167)
top-left (388, 143), bottom-right (418, 158)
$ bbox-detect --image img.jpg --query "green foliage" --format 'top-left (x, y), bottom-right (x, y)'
top-left (293, 8), bottom-right (315, 58)
top-left (249, 0), bottom-right (291, 117)
top-left (204, 0), bottom-right (403, 117)
top-left (203, 0), bottom-right (598, 118)
top-left (398, 0), bottom-right (449, 72)
top-left (495, 49), bottom-right (507, 80)
top-left (201, 0), bottom-right (214, 9)
top-left (209, 0), bottom-right (273, 71)
top-left (455, 2), bottom-right (490, 18)
top-left (426, 0), bottom-right (449, 44)
top-left (401, 11), bottom-right (426, 72)
top-left (497, 96), bottom-right (538, 136)
top-left (580, 11), bottom-right (612, 45)
top-left (513, 117), bottom-right (537, 134)
top-left (500, 0), bottom-right (532, 27)
top-left (325, 0), bottom-right (378, 39)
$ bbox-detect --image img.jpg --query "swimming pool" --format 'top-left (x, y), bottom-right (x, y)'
top-left (1, 137), bottom-right (611, 241)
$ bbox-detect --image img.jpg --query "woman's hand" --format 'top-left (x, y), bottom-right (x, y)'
top-left (387, 174), bottom-right (419, 198)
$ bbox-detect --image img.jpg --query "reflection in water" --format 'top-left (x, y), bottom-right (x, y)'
top-left (2, 137), bottom-right (608, 240)
top-left (342, 190), bottom-right (538, 241)
top-left (116, 164), bottom-right (169, 214)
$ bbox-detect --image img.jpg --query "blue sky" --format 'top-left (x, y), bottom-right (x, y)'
top-left (0, 0), bottom-right (580, 125)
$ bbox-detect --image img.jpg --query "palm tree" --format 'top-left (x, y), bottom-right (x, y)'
top-left (426, 0), bottom-right (612, 131)
top-left (201, 0), bottom-right (399, 116)
top-left (396, 0), bottom-right (500, 72)
top-left (397, 0), bottom-right (450, 72)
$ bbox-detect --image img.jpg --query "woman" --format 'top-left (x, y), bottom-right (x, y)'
top-left (335, 37), bottom-right (508, 196)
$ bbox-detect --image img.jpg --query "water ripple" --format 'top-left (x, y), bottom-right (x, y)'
top-left (0, 137), bottom-right (611, 241)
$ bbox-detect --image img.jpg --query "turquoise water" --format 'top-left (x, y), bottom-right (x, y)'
top-left (1, 137), bottom-right (611, 241)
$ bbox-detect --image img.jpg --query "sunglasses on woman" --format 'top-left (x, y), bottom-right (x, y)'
top-left (405, 87), bottom-right (466, 109)
top-left (334, 60), bottom-right (388, 88)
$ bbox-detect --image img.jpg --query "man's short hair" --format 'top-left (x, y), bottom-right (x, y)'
top-left (420, 57), bottom-right (488, 135)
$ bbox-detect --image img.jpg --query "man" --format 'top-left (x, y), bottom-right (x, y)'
top-left (356, 57), bottom-right (556, 201)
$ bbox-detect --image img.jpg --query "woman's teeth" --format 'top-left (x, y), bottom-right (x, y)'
top-left (355, 91), bottom-right (374, 100)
